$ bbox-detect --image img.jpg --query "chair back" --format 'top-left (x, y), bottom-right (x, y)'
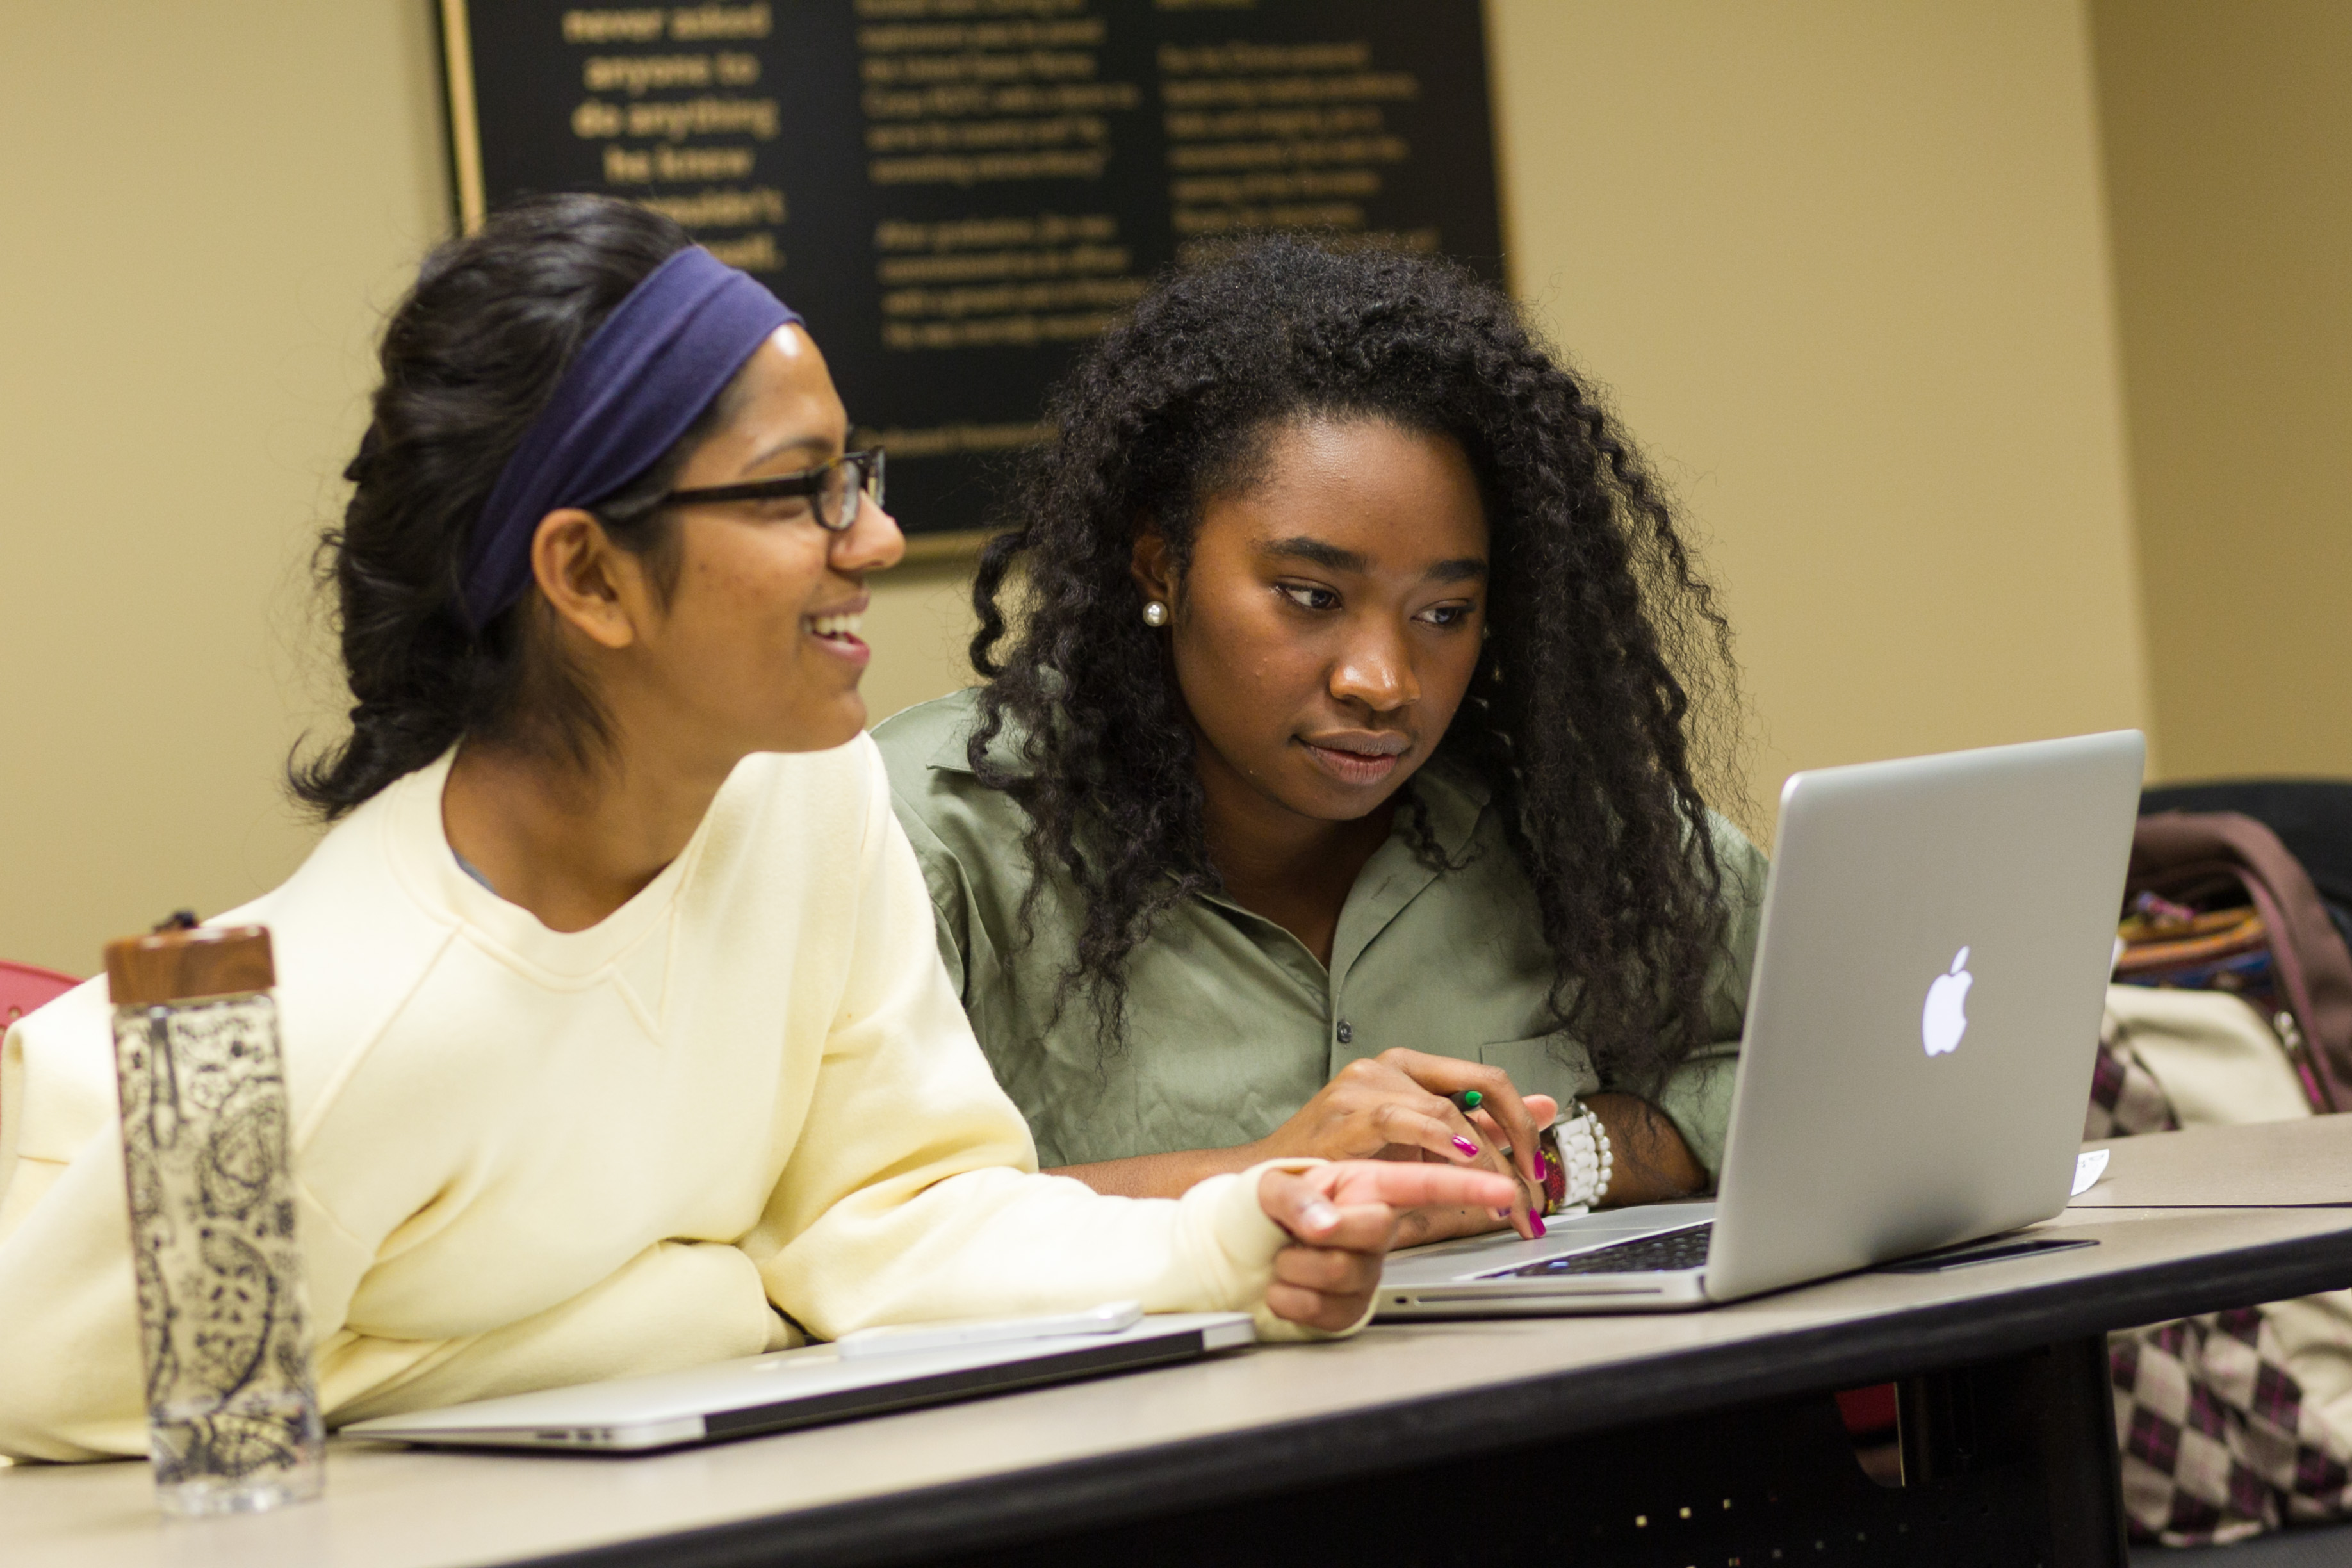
top-left (1, 960), bottom-right (79, 1034)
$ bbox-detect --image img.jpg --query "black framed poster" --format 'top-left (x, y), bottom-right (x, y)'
top-left (440, 0), bottom-right (1504, 555)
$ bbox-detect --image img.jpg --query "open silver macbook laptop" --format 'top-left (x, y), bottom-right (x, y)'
top-left (343, 1309), bottom-right (1254, 1453)
top-left (1379, 729), bottom-right (2145, 1318)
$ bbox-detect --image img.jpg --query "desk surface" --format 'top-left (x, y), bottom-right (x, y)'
top-left (2071, 1115), bottom-right (2352, 1208)
top-left (13, 1121), bottom-right (2352, 1568)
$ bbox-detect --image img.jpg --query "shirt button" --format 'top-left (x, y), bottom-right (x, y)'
top-left (1335, 1020), bottom-right (1354, 1045)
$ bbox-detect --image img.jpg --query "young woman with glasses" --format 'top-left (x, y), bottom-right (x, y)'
top-left (876, 238), bottom-right (1767, 1244)
top-left (0, 199), bottom-right (1511, 1461)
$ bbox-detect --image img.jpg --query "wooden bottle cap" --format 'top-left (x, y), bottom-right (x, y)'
top-left (104, 924), bottom-right (275, 1005)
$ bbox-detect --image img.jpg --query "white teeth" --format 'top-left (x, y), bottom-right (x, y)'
top-left (808, 612), bottom-right (864, 639)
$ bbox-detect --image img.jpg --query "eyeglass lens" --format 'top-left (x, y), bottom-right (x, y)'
top-left (815, 459), bottom-right (854, 530)
top-left (817, 453), bottom-right (883, 532)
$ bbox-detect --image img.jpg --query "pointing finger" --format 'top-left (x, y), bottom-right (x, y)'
top-left (1317, 1159), bottom-right (1518, 1216)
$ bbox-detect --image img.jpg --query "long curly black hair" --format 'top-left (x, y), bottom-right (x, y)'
top-left (967, 237), bottom-right (1744, 1091)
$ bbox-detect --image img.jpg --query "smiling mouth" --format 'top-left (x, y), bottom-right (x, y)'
top-left (804, 608), bottom-right (870, 666)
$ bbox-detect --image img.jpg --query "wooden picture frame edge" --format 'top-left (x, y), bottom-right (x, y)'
top-left (900, 529), bottom-right (999, 568)
top-left (439, 0), bottom-right (488, 233)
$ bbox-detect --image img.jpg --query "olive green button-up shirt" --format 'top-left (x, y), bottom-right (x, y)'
top-left (872, 690), bottom-right (1768, 1179)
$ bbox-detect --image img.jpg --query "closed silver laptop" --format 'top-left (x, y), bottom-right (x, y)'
top-left (1379, 729), bottom-right (2144, 1317)
top-left (343, 1311), bottom-right (1255, 1453)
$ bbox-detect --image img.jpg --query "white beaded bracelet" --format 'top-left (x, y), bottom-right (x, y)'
top-left (1555, 1102), bottom-right (1615, 1209)
top-left (1590, 1103), bottom-right (1614, 1204)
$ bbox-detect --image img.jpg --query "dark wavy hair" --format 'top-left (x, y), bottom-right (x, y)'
top-left (967, 237), bottom-right (1742, 1090)
top-left (291, 193), bottom-right (730, 817)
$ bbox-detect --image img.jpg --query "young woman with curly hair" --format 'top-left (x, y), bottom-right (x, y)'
top-left (0, 203), bottom-right (1512, 1461)
top-left (876, 237), bottom-right (1766, 1244)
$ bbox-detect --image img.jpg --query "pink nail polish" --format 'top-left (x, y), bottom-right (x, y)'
top-left (1452, 1136), bottom-right (1479, 1157)
top-left (1530, 1213), bottom-right (1548, 1239)
top-left (1535, 1150), bottom-right (1550, 1180)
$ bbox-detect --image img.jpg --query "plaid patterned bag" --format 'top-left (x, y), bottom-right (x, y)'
top-left (2111, 1303), bottom-right (2352, 1545)
top-left (2092, 1002), bottom-right (2352, 1545)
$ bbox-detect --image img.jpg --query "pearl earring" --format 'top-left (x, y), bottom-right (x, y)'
top-left (1141, 600), bottom-right (1170, 628)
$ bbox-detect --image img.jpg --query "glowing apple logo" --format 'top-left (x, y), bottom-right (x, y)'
top-left (1922, 947), bottom-right (1973, 1056)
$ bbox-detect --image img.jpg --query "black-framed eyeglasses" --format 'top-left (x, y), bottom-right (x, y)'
top-left (661, 448), bottom-right (885, 532)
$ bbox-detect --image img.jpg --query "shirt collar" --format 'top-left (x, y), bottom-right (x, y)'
top-left (927, 708), bottom-right (1025, 774)
top-left (1405, 755), bottom-right (1491, 862)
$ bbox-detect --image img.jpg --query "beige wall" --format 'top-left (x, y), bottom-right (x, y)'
top-left (0, 2), bottom-right (2162, 974)
top-left (0, 6), bottom-right (448, 976)
top-left (1487, 0), bottom-right (2150, 831)
top-left (862, 562), bottom-right (982, 728)
top-left (2091, 0), bottom-right (2352, 784)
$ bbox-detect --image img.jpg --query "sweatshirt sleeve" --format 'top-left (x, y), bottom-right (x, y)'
top-left (0, 983), bottom-right (159, 1460)
top-left (743, 743), bottom-right (1327, 1343)
top-left (0, 981), bottom-right (382, 1460)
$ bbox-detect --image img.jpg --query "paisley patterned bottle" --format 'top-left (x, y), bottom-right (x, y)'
top-left (106, 918), bottom-right (322, 1515)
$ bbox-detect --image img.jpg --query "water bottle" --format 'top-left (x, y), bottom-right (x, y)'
top-left (106, 916), bottom-right (322, 1515)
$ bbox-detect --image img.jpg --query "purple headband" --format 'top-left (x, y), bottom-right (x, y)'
top-left (459, 245), bottom-right (801, 630)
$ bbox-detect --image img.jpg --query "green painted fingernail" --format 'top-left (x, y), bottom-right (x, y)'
top-left (1452, 1090), bottom-right (1483, 1111)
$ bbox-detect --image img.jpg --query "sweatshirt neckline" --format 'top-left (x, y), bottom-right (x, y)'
top-left (383, 749), bottom-right (706, 981)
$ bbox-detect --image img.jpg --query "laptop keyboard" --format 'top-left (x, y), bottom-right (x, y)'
top-left (1500, 1221), bottom-right (1713, 1277)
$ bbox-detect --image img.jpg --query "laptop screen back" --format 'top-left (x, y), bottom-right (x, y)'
top-left (1703, 730), bottom-right (2144, 1303)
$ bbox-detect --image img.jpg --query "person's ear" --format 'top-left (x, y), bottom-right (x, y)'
top-left (1129, 526), bottom-right (1177, 613)
top-left (530, 509), bottom-right (649, 651)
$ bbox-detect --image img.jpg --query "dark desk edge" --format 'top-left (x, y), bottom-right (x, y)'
top-left (526, 1225), bottom-right (2352, 1568)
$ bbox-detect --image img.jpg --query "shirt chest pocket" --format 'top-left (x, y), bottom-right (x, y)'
top-left (1476, 1034), bottom-right (1600, 1115)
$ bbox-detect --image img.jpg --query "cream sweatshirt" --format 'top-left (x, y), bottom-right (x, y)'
top-left (0, 739), bottom-right (1314, 1462)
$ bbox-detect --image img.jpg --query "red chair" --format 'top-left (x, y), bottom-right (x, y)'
top-left (1835, 1382), bottom-right (1899, 1439)
top-left (1, 959), bottom-right (78, 1033)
